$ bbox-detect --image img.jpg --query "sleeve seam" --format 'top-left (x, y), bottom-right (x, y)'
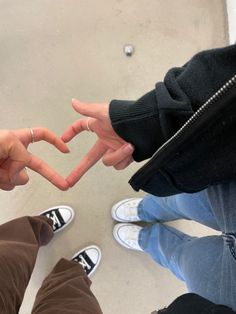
top-left (112, 112), bottom-right (159, 125)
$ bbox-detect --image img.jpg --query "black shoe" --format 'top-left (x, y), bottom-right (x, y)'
top-left (72, 245), bottom-right (102, 277)
top-left (40, 205), bottom-right (74, 232)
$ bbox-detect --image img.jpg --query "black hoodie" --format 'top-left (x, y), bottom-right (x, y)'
top-left (110, 45), bottom-right (236, 196)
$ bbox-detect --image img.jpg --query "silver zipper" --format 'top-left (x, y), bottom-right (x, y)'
top-left (131, 74), bottom-right (236, 182)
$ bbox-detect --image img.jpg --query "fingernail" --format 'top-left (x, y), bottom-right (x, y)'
top-left (62, 184), bottom-right (70, 191)
top-left (63, 144), bottom-right (70, 152)
top-left (124, 144), bottom-right (134, 153)
top-left (72, 98), bottom-right (79, 102)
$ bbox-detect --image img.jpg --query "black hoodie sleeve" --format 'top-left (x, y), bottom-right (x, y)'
top-left (109, 45), bottom-right (236, 162)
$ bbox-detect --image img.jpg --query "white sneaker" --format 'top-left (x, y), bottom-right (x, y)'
top-left (72, 245), bottom-right (102, 277)
top-left (40, 205), bottom-right (74, 233)
top-left (113, 223), bottom-right (143, 251)
top-left (111, 198), bottom-right (143, 222)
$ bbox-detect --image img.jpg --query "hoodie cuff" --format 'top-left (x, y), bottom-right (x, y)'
top-left (109, 90), bottom-right (164, 162)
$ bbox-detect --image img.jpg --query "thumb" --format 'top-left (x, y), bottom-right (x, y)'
top-left (72, 99), bottom-right (109, 120)
top-left (11, 168), bottom-right (29, 186)
top-left (5, 138), bottom-right (30, 181)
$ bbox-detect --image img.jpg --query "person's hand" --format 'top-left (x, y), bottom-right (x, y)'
top-left (61, 99), bottom-right (134, 187)
top-left (0, 128), bottom-right (70, 191)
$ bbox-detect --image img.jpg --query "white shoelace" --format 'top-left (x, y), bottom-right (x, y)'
top-left (45, 210), bottom-right (61, 229)
top-left (77, 254), bottom-right (91, 270)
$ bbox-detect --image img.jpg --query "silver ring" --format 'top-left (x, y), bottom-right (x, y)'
top-left (29, 128), bottom-right (35, 143)
top-left (86, 118), bottom-right (92, 132)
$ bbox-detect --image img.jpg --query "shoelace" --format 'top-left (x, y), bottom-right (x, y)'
top-left (126, 239), bottom-right (140, 248)
top-left (74, 254), bottom-right (91, 271)
top-left (126, 201), bottom-right (140, 218)
top-left (45, 210), bottom-right (62, 230)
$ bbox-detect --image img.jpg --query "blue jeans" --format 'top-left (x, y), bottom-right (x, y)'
top-left (137, 181), bottom-right (236, 310)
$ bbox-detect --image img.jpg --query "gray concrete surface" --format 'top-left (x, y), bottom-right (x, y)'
top-left (0, 1), bottom-right (227, 313)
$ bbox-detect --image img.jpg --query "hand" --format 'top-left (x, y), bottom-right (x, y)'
top-left (61, 99), bottom-right (134, 187)
top-left (0, 128), bottom-right (70, 191)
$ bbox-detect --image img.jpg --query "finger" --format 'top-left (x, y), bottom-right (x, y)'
top-left (12, 128), bottom-right (69, 153)
top-left (0, 133), bottom-right (32, 186)
top-left (0, 168), bottom-right (11, 185)
top-left (72, 99), bottom-right (108, 120)
top-left (3, 137), bottom-right (32, 181)
top-left (27, 155), bottom-right (69, 191)
top-left (31, 128), bottom-right (70, 153)
top-left (102, 143), bottom-right (134, 167)
top-left (61, 119), bottom-right (89, 143)
top-left (10, 129), bottom-right (29, 147)
top-left (66, 140), bottom-right (107, 187)
top-left (0, 183), bottom-right (15, 191)
top-left (114, 156), bottom-right (134, 170)
top-left (11, 168), bottom-right (29, 186)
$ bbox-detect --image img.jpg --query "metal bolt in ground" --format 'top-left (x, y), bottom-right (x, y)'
top-left (123, 44), bottom-right (134, 57)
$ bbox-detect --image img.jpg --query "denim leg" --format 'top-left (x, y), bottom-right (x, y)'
top-left (206, 180), bottom-right (236, 233)
top-left (138, 191), bottom-right (220, 230)
top-left (175, 234), bottom-right (236, 310)
top-left (139, 223), bottom-right (193, 280)
top-left (139, 223), bottom-right (236, 310)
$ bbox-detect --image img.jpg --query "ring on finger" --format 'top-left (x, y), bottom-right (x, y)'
top-left (86, 118), bottom-right (93, 132)
top-left (29, 128), bottom-right (35, 143)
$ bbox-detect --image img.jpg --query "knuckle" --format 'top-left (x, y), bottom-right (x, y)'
top-left (40, 127), bottom-right (49, 136)
top-left (2, 184), bottom-right (15, 191)
top-left (102, 156), bottom-right (113, 167)
top-left (102, 159), bottom-right (110, 167)
top-left (0, 131), bottom-right (17, 151)
top-left (71, 124), bottom-right (78, 134)
top-left (2, 130), bottom-right (14, 141)
top-left (7, 186), bottom-right (15, 191)
top-left (114, 164), bottom-right (123, 170)
top-left (24, 176), bottom-right (29, 184)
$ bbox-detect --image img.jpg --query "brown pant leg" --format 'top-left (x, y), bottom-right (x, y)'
top-left (32, 258), bottom-right (103, 314)
top-left (0, 216), bottom-right (53, 314)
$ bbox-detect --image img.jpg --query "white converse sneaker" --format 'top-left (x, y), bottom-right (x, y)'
top-left (72, 245), bottom-right (102, 277)
top-left (40, 205), bottom-right (74, 233)
top-left (111, 198), bottom-right (143, 222)
top-left (113, 223), bottom-right (143, 251)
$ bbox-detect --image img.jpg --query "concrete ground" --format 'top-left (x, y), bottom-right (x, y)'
top-left (0, 1), bottom-right (227, 313)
